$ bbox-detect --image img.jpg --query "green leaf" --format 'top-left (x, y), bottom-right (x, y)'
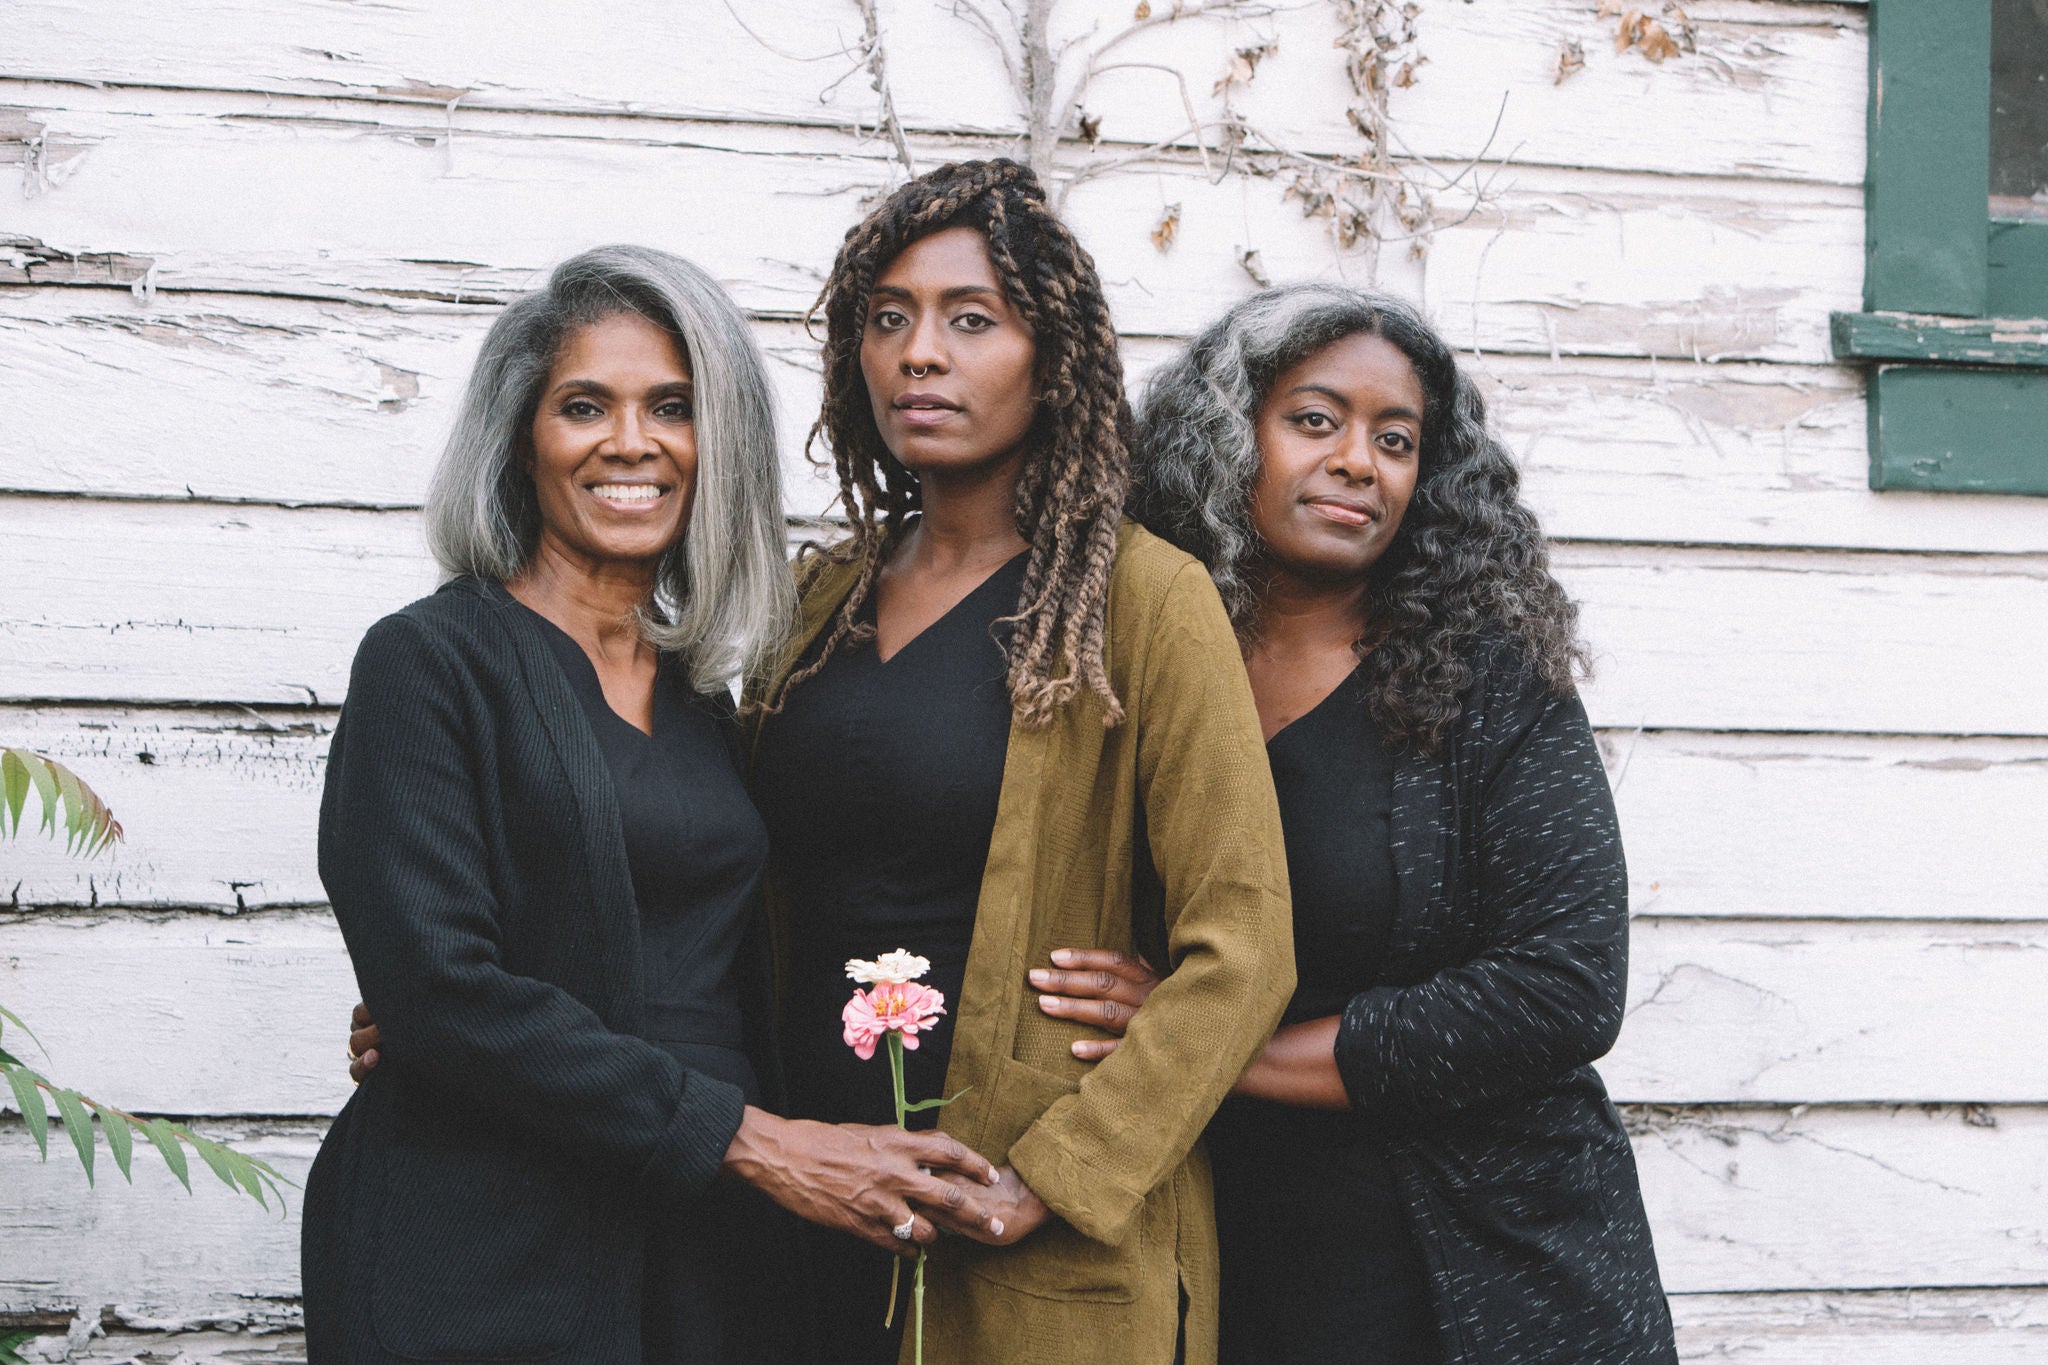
top-left (53, 761), bottom-right (84, 852)
top-left (0, 1327), bottom-right (37, 1364)
top-left (0, 1046), bottom-right (17, 1066)
top-left (0, 1003), bottom-right (47, 1059)
top-left (902, 1085), bottom-right (973, 1114)
top-left (142, 1117), bottom-right (191, 1192)
top-left (91, 1100), bottom-right (134, 1181)
top-left (0, 748), bottom-right (122, 855)
top-left (181, 1127), bottom-right (241, 1192)
top-left (23, 752), bottom-right (58, 839)
top-left (4, 1066), bottom-right (49, 1158)
top-left (227, 1151), bottom-right (269, 1209)
top-left (53, 1087), bottom-right (94, 1185)
top-left (1, 748), bottom-right (28, 836)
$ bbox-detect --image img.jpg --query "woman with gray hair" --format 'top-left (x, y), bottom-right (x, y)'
top-left (307, 245), bottom-right (1001, 1364)
top-left (1034, 285), bottom-right (1678, 1364)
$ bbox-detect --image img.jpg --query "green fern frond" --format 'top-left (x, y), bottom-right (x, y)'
top-left (0, 746), bottom-right (123, 855)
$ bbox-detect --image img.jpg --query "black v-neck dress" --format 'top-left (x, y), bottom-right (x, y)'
top-left (1206, 663), bottom-right (1439, 1364)
top-left (523, 604), bottom-right (794, 1365)
top-left (751, 551), bottom-right (1026, 1365)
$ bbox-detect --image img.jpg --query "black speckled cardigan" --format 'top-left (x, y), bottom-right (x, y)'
top-left (1332, 638), bottom-right (1679, 1365)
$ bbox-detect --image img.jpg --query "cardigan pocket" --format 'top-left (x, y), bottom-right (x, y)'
top-left (969, 1057), bottom-right (1144, 1303)
top-left (369, 1103), bottom-right (598, 1360)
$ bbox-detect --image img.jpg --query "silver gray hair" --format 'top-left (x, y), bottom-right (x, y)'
top-left (424, 244), bottom-right (795, 691)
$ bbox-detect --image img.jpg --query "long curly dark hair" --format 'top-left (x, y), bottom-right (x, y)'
top-left (1132, 283), bottom-right (1588, 753)
top-left (772, 158), bottom-right (1133, 727)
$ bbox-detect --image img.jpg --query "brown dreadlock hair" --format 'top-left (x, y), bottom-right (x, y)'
top-left (773, 158), bottom-right (1134, 727)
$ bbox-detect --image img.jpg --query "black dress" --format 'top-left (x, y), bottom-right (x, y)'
top-left (1207, 663), bottom-right (1439, 1364)
top-left (527, 606), bottom-right (796, 1365)
top-left (751, 552), bottom-right (1025, 1365)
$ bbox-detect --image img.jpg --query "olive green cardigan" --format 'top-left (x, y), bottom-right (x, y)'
top-left (749, 523), bottom-right (1294, 1365)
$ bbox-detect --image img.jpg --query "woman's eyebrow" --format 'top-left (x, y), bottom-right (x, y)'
top-left (868, 284), bottom-right (1008, 304)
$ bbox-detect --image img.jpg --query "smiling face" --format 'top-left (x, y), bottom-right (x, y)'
top-left (859, 225), bottom-right (1040, 479)
top-left (525, 311), bottom-right (698, 574)
top-left (1248, 330), bottom-right (1424, 588)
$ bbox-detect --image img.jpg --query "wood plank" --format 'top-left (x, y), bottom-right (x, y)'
top-left (1632, 1103), bottom-right (2048, 1292)
top-left (1606, 919), bottom-right (2048, 1104)
top-left (0, 1121), bottom-right (308, 1323)
top-left (9, 712), bottom-right (2045, 923)
top-left (0, 289), bottom-right (835, 518)
top-left (21, 1286), bottom-right (2048, 1363)
top-left (4, 1104), bottom-right (2044, 1315)
top-left (9, 290), bottom-right (2048, 553)
top-left (0, 912), bottom-right (359, 1119)
top-left (4, 910), bottom-right (2043, 1117)
top-left (10, 497), bottom-right (2047, 732)
top-left (1869, 367), bottom-right (2048, 497)
top-left (0, 497), bottom-right (436, 707)
top-left (1832, 310), bottom-right (2048, 366)
top-left (1605, 731), bottom-right (2048, 922)
top-left (1557, 543), bottom-right (2048, 735)
top-left (1862, 0), bottom-right (1990, 313)
top-left (1670, 1288), bottom-right (2048, 1364)
top-left (0, 88), bottom-right (1866, 362)
top-left (1, 0), bottom-right (1868, 185)
top-left (0, 707), bottom-right (330, 911)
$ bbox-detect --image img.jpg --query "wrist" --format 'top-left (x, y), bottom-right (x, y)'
top-left (721, 1105), bottom-right (785, 1186)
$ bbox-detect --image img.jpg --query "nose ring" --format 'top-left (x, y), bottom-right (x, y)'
top-left (909, 365), bottom-right (930, 378)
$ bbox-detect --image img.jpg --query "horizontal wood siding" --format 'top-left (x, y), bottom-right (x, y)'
top-left (5, 1), bottom-right (2045, 1359)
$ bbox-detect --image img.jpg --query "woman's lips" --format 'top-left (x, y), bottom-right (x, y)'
top-left (1305, 497), bottom-right (1375, 527)
top-left (588, 483), bottom-right (668, 510)
top-left (894, 392), bottom-right (961, 428)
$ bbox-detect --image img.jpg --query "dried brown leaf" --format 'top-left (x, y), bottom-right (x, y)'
top-left (1078, 111), bottom-right (1102, 144)
top-left (1639, 21), bottom-right (1680, 62)
top-left (1134, 0), bottom-right (1151, 17)
top-left (1150, 202), bottom-right (1181, 254)
top-left (1237, 247), bottom-right (1271, 287)
top-left (1596, 0), bottom-right (1625, 17)
top-left (1554, 39), bottom-right (1586, 84)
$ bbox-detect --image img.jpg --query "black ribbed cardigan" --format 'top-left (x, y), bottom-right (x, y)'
top-left (303, 578), bottom-right (755, 1364)
top-left (1332, 638), bottom-right (1679, 1365)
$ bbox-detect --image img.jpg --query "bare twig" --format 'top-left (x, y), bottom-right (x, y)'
top-left (855, 0), bottom-right (917, 176)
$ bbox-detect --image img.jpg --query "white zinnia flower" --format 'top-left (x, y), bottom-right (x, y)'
top-left (845, 949), bottom-right (932, 985)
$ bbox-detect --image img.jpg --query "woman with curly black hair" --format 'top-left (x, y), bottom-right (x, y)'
top-left (748, 159), bottom-right (1294, 1365)
top-left (1035, 284), bottom-right (1679, 1365)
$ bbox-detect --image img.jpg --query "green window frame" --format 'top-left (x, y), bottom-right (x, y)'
top-left (1830, 0), bottom-right (2048, 495)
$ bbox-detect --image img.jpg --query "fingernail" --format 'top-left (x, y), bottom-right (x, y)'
top-left (1051, 950), bottom-right (1073, 965)
top-left (990, 1219), bottom-right (1005, 1236)
top-left (1028, 969), bottom-right (1049, 985)
top-left (1038, 994), bottom-right (1059, 1010)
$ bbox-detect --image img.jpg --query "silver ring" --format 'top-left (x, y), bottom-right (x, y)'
top-left (892, 1215), bottom-right (918, 1241)
top-left (909, 365), bottom-right (929, 378)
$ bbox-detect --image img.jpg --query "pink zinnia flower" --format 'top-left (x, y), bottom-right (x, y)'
top-left (842, 981), bottom-right (948, 1061)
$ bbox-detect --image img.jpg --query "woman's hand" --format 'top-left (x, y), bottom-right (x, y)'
top-left (1029, 949), bottom-right (1161, 1060)
top-left (922, 1164), bottom-right (1051, 1247)
top-left (347, 1002), bottom-right (382, 1084)
top-left (721, 1108), bottom-right (1005, 1256)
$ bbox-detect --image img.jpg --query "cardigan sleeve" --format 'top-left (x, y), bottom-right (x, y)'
top-left (1332, 653), bottom-right (1629, 1125)
top-left (1007, 564), bottom-right (1296, 1245)
top-left (320, 613), bottom-right (745, 1205)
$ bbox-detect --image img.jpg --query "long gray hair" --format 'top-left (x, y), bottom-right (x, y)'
top-left (424, 244), bottom-right (795, 692)
top-left (1132, 283), bottom-right (1587, 753)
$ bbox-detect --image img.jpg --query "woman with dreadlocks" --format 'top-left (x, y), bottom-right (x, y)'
top-left (748, 159), bottom-right (1295, 1364)
top-left (1032, 285), bottom-right (1679, 1365)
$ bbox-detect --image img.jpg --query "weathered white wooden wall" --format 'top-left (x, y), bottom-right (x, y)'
top-left (5, 0), bottom-right (2047, 1359)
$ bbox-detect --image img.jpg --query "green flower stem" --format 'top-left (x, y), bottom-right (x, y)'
top-left (884, 1029), bottom-right (927, 1364)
